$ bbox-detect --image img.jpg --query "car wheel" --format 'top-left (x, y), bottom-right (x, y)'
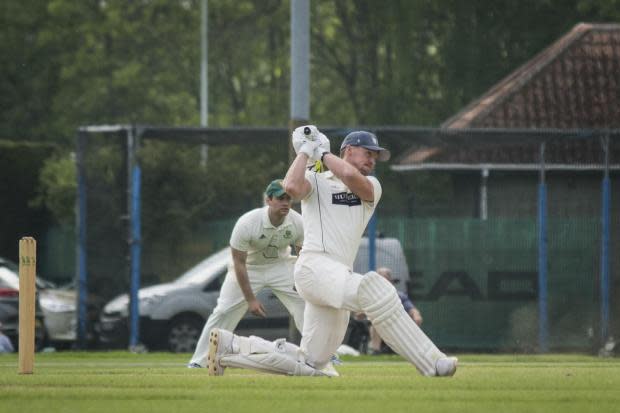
top-left (166, 314), bottom-right (204, 353)
top-left (35, 320), bottom-right (47, 352)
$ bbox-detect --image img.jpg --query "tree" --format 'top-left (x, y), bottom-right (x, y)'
top-left (3, 0), bottom-right (620, 231)
top-left (0, 0), bottom-right (62, 141)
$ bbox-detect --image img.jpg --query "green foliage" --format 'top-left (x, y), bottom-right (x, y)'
top-left (0, 140), bottom-right (56, 260)
top-left (208, 0), bottom-right (290, 125)
top-left (0, 1), bottom-right (61, 141)
top-left (44, 0), bottom-right (201, 139)
top-left (32, 154), bottom-right (76, 225)
top-left (6, 0), bottom-right (620, 142)
top-left (3, 0), bottom-right (620, 258)
top-left (138, 139), bottom-right (288, 226)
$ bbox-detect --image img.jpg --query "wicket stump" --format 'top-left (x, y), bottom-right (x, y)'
top-left (18, 237), bottom-right (36, 374)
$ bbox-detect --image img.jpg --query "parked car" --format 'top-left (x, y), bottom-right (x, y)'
top-left (0, 256), bottom-right (98, 349)
top-left (97, 247), bottom-right (292, 352)
top-left (0, 257), bottom-right (48, 350)
top-left (353, 237), bottom-right (411, 293)
top-left (98, 237), bottom-right (411, 353)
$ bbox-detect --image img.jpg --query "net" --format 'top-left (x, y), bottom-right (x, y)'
top-left (73, 125), bottom-right (618, 352)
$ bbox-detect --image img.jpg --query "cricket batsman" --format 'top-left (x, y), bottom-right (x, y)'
top-left (205, 126), bottom-right (457, 377)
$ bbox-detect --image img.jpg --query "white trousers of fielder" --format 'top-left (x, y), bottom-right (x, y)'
top-left (190, 259), bottom-right (305, 367)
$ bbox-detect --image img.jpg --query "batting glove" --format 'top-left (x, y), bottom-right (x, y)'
top-left (313, 132), bottom-right (331, 161)
top-left (292, 125), bottom-right (321, 159)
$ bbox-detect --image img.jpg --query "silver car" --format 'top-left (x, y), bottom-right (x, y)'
top-left (97, 237), bottom-right (411, 353)
top-left (98, 247), bottom-right (292, 352)
top-left (0, 257), bottom-right (77, 349)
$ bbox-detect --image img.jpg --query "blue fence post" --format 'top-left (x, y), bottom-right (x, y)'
top-left (600, 134), bottom-right (611, 344)
top-left (368, 213), bottom-right (377, 272)
top-left (128, 127), bottom-right (142, 350)
top-left (538, 142), bottom-right (549, 353)
top-left (75, 130), bottom-right (88, 349)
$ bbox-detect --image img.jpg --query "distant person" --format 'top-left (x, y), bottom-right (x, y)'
top-left (188, 179), bottom-right (305, 368)
top-left (0, 322), bottom-right (15, 353)
top-left (368, 267), bottom-right (423, 355)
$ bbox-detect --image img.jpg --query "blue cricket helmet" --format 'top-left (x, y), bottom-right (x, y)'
top-left (339, 131), bottom-right (391, 161)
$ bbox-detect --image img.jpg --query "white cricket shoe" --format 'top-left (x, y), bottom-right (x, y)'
top-left (207, 328), bottom-right (234, 376)
top-left (435, 356), bottom-right (458, 377)
top-left (320, 361), bottom-right (340, 377)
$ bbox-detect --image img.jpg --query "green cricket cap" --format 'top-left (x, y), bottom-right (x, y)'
top-left (265, 179), bottom-right (287, 197)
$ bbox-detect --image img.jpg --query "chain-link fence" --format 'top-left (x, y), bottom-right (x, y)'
top-left (72, 125), bottom-right (619, 352)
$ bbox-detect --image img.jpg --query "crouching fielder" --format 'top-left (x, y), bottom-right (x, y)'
top-left (208, 126), bottom-right (457, 377)
top-left (189, 180), bottom-right (305, 368)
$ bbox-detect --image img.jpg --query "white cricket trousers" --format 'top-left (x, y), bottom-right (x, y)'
top-left (294, 251), bottom-right (445, 372)
top-left (190, 260), bottom-right (305, 366)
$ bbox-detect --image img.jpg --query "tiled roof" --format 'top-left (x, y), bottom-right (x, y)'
top-left (395, 24), bottom-right (620, 169)
top-left (442, 23), bottom-right (620, 129)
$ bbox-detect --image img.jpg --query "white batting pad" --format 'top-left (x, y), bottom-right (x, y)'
top-left (358, 272), bottom-right (445, 376)
top-left (219, 335), bottom-right (336, 377)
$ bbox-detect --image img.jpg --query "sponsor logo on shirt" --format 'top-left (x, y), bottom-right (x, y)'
top-left (332, 192), bottom-right (361, 206)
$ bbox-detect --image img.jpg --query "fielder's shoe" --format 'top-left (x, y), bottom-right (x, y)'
top-left (435, 356), bottom-right (458, 377)
top-left (207, 328), bottom-right (234, 376)
top-left (330, 354), bottom-right (343, 365)
top-left (187, 362), bottom-right (202, 369)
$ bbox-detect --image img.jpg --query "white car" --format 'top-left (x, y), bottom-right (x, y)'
top-left (98, 247), bottom-right (295, 352)
top-left (98, 237), bottom-right (411, 353)
top-left (354, 237), bottom-right (411, 293)
top-left (0, 256), bottom-right (79, 348)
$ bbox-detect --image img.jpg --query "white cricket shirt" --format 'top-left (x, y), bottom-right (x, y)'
top-left (300, 170), bottom-right (382, 268)
top-left (229, 206), bottom-right (303, 267)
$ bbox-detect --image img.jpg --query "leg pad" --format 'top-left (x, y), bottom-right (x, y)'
top-left (358, 272), bottom-right (444, 376)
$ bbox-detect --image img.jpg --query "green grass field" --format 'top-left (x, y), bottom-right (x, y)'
top-left (1, 352), bottom-right (619, 413)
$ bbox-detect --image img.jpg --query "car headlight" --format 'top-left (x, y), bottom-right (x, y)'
top-left (139, 295), bottom-right (163, 312)
top-left (104, 295), bottom-right (129, 317)
top-left (39, 296), bottom-right (76, 313)
top-left (103, 294), bottom-right (163, 317)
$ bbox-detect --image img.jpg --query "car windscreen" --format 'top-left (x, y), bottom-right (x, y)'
top-left (174, 248), bottom-right (230, 284)
top-left (0, 266), bottom-right (19, 289)
top-left (0, 258), bottom-right (59, 290)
